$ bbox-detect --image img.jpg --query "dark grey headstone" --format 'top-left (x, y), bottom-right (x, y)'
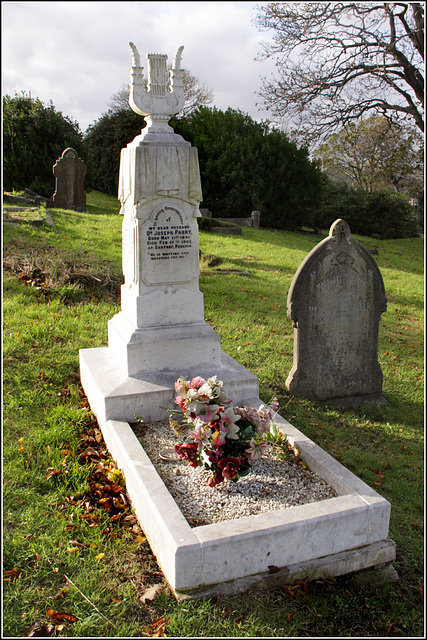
top-left (286, 219), bottom-right (387, 406)
top-left (51, 148), bottom-right (87, 211)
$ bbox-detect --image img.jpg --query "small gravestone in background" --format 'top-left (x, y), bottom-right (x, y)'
top-left (251, 210), bottom-right (260, 228)
top-left (286, 218), bottom-right (388, 407)
top-left (52, 148), bottom-right (87, 211)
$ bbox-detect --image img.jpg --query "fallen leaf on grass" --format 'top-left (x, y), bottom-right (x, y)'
top-left (281, 580), bottom-right (309, 597)
top-left (46, 609), bottom-right (79, 624)
top-left (386, 622), bottom-right (395, 634)
top-left (44, 469), bottom-right (63, 481)
top-left (141, 615), bottom-right (167, 637)
top-left (287, 613), bottom-right (292, 622)
top-left (418, 586), bottom-right (423, 600)
top-left (68, 540), bottom-right (87, 548)
top-left (4, 567), bottom-right (20, 581)
top-left (95, 553), bottom-right (105, 561)
top-left (139, 584), bottom-right (164, 604)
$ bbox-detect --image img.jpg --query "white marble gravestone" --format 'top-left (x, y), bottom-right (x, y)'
top-left (79, 44), bottom-right (258, 424)
top-left (79, 54), bottom-right (396, 597)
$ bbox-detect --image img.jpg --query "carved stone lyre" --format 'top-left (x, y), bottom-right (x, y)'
top-left (128, 42), bottom-right (185, 135)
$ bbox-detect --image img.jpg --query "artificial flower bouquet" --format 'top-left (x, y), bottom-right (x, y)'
top-left (169, 375), bottom-right (294, 487)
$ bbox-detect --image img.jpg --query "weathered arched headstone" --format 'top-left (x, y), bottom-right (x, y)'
top-left (286, 219), bottom-right (387, 406)
top-left (52, 148), bottom-right (87, 211)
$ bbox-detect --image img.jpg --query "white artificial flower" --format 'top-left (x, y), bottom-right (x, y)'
top-left (198, 382), bottom-right (214, 399)
top-left (225, 422), bottom-right (240, 440)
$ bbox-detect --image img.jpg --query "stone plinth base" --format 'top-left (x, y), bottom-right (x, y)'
top-left (174, 542), bottom-right (398, 600)
top-left (79, 347), bottom-right (259, 425)
top-left (322, 393), bottom-right (389, 409)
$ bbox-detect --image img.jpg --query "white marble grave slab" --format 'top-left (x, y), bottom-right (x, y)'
top-left (93, 398), bottom-right (396, 599)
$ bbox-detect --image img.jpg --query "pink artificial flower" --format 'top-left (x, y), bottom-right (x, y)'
top-left (234, 405), bottom-right (271, 435)
top-left (197, 403), bottom-right (220, 424)
top-left (245, 438), bottom-right (269, 461)
top-left (219, 407), bottom-right (240, 439)
top-left (190, 376), bottom-right (205, 389)
top-left (175, 395), bottom-right (187, 409)
top-left (191, 419), bottom-right (212, 449)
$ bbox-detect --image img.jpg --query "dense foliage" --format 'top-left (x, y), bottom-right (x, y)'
top-left (84, 109), bottom-right (144, 195)
top-left (314, 177), bottom-right (419, 239)
top-left (172, 106), bottom-right (322, 229)
top-left (3, 93), bottom-right (84, 197)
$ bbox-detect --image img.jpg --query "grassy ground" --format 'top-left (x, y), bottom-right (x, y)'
top-left (3, 190), bottom-right (424, 637)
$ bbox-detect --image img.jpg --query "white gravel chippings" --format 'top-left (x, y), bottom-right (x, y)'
top-left (136, 420), bottom-right (337, 527)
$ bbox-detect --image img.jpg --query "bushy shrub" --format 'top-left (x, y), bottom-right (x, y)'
top-left (84, 109), bottom-right (144, 195)
top-left (3, 93), bottom-right (84, 198)
top-left (314, 176), bottom-right (419, 238)
top-left (173, 107), bottom-right (322, 230)
top-left (363, 190), bottom-right (419, 238)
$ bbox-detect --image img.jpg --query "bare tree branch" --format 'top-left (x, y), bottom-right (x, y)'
top-left (255, 2), bottom-right (424, 144)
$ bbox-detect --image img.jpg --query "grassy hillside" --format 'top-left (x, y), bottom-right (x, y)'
top-left (3, 191), bottom-right (424, 637)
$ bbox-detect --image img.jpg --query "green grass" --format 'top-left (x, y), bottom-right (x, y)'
top-left (3, 190), bottom-right (424, 637)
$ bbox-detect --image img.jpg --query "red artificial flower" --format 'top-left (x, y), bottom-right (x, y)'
top-left (217, 456), bottom-right (241, 480)
top-left (174, 442), bottom-right (199, 467)
top-left (207, 469), bottom-right (224, 487)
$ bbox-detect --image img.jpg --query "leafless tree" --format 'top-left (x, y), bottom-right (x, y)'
top-left (108, 69), bottom-right (214, 118)
top-left (255, 2), bottom-right (424, 144)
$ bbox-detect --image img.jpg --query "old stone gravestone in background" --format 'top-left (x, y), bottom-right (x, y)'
top-left (286, 219), bottom-right (388, 407)
top-left (52, 147), bottom-right (87, 211)
top-left (79, 43), bottom-right (258, 425)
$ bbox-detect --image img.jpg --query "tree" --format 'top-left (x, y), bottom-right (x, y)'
top-left (256, 2), bottom-right (424, 143)
top-left (172, 106), bottom-right (322, 229)
top-left (3, 92), bottom-right (84, 197)
top-left (314, 116), bottom-right (424, 194)
top-left (108, 69), bottom-right (214, 118)
top-left (84, 109), bottom-right (143, 195)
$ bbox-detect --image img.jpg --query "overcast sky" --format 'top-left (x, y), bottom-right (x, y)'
top-left (2, 1), bottom-right (278, 132)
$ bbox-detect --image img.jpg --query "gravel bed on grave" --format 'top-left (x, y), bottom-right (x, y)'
top-left (137, 420), bottom-right (337, 527)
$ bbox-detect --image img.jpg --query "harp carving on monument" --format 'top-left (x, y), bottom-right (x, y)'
top-left (128, 42), bottom-right (185, 134)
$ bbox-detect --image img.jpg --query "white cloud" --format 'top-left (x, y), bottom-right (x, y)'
top-left (2, 1), bottom-right (275, 131)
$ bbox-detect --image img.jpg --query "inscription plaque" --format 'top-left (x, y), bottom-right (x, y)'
top-left (141, 204), bottom-right (197, 285)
